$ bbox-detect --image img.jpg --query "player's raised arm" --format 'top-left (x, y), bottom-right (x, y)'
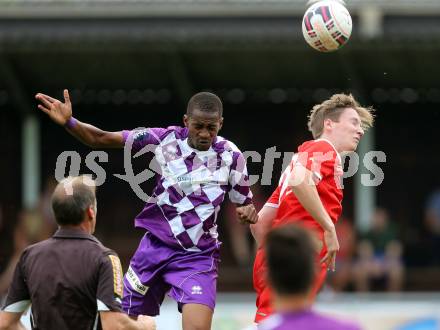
top-left (36, 89), bottom-right (125, 148)
top-left (288, 164), bottom-right (339, 271)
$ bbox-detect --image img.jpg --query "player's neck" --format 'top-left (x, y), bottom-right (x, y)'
top-left (61, 222), bottom-right (93, 235)
top-left (273, 292), bottom-right (311, 313)
top-left (317, 134), bottom-right (341, 154)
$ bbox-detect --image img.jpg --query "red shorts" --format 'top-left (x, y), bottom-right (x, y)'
top-left (253, 243), bottom-right (327, 323)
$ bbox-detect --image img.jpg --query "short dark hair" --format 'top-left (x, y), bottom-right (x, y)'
top-left (266, 224), bottom-right (316, 295)
top-left (51, 177), bottom-right (96, 226)
top-left (186, 92), bottom-right (223, 117)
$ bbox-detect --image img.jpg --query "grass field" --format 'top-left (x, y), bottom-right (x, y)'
top-left (19, 292), bottom-right (440, 330)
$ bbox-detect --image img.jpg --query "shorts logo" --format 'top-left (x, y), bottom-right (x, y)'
top-left (126, 266), bottom-right (149, 296)
top-left (191, 285), bottom-right (203, 295)
top-left (108, 255), bottom-right (123, 298)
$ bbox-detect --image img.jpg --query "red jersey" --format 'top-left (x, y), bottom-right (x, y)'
top-left (253, 139), bottom-right (344, 323)
top-left (267, 139), bottom-right (343, 233)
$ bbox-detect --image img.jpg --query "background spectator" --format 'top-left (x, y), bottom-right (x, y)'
top-left (423, 190), bottom-right (440, 265)
top-left (353, 208), bottom-right (404, 292)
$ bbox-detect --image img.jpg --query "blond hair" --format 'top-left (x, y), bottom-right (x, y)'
top-left (307, 93), bottom-right (375, 139)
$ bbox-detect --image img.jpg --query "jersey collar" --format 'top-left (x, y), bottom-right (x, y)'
top-left (315, 138), bottom-right (342, 163)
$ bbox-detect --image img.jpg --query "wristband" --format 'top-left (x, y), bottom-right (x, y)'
top-left (65, 117), bottom-right (77, 129)
top-left (122, 130), bottom-right (130, 143)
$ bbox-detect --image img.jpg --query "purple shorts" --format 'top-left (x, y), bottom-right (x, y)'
top-left (122, 232), bottom-right (220, 316)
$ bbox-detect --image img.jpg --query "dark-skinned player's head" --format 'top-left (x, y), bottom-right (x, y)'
top-left (183, 92), bottom-right (223, 151)
top-left (266, 224), bottom-right (316, 296)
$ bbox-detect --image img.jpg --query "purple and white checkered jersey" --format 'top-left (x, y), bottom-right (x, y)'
top-left (123, 126), bottom-right (252, 252)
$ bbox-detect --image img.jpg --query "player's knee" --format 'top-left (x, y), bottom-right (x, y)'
top-left (183, 323), bottom-right (210, 330)
top-left (182, 305), bottom-right (212, 330)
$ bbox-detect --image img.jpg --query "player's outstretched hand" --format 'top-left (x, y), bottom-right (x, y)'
top-left (137, 315), bottom-right (156, 330)
top-left (236, 204), bottom-right (258, 225)
top-left (321, 228), bottom-right (339, 272)
top-left (35, 89), bottom-right (72, 126)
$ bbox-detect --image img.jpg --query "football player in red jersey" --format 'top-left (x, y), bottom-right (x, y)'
top-left (251, 94), bottom-right (374, 323)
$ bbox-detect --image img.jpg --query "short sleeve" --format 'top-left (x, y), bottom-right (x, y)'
top-left (123, 127), bottom-right (167, 153)
top-left (96, 253), bottom-right (124, 312)
top-left (2, 254), bottom-right (31, 312)
top-left (265, 186), bottom-right (281, 208)
top-left (293, 141), bottom-right (337, 184)
top-left (228, 151), bottom-right (253, 205)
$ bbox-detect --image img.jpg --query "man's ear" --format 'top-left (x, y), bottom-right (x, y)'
top-left (86, 205), bottom-right (95, 220)
top-left (183, 114), bottom-right (189, 128)
top-left (323, 118), bottom-right (333, 132)
top-left (218, 117), bottom-right (224, 130)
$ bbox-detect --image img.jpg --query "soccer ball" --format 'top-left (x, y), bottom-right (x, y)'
top-left (302, 0), bottom-right (352, 52)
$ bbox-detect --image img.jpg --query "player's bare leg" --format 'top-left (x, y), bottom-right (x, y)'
top-left (182, 303), bottom-right (213, 330)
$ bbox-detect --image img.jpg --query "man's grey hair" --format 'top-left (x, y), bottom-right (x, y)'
top-left (51, 176), bottom-right (96, 226)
